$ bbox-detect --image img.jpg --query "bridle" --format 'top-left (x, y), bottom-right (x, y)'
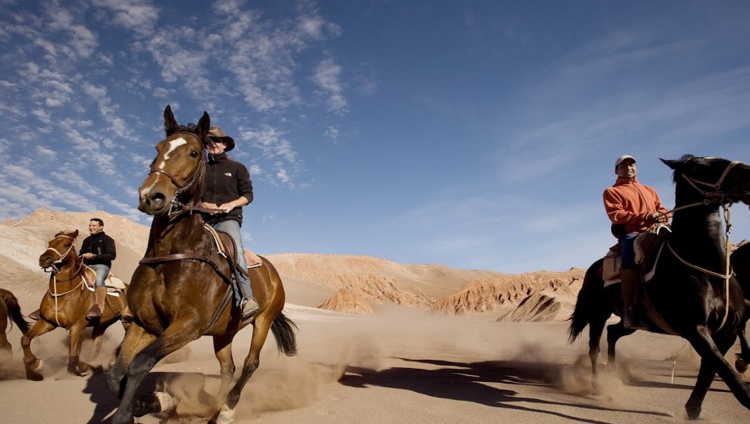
top-left (41, 234), bottom-right (86, 326)
top-left (147, 131), bottom-right (209, 221)
top-left (665, 160), bottom-right (745, 333)
top-left (41, 234), bottom-right (78, 275)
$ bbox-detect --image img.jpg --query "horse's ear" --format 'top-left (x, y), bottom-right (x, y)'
top-left (661, 158), bottom-right (678, 169)
top-left (72, 229), bottom-right (79, 239)
top-left (164, 105), bottom-right (179, 136)
top-left (196, 111), bottom-right (210, 144)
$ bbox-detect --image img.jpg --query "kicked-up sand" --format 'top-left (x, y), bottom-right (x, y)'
top-left (0, 303), bottom-right (748, 424)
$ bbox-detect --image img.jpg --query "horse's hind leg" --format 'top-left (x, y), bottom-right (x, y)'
top-left (111, 320), bottom-right (199, 424)
top-left (606, 322), bottom-right (636, 369)
top-left (215, 317), bottom-right (273, 424)
top-left (586, 316), bottom-right (606, 392)
top-left (686, 326), bottom-right (750, 419)
top-left (20, 319), bottom-right (55, 381)
top-left (68, 322), bottom-right (92, 376)
top-left (213, 334), bottom-right (236, 407)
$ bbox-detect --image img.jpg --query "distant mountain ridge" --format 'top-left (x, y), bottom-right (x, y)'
top-left (1, 208), bottom-right (585, 321)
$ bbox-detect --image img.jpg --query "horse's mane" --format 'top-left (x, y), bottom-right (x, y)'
top-left (670, 154), bottom-right (715, 183)
top-left (177, 123), bottom-right (212, 149)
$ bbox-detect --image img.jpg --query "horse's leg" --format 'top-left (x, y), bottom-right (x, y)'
top-left (88, 323), bottom-right (107, 361)
top-left (0, 308), bottom-right (8, 353)
top-left (685, 326), bottom-right (750, 419)
top-left (606, 322), bottom-right (635, 368)
top-left (111, 320), bottom-right (200, 424)
top-left (68, 321), bottom-right (91, 376)
top-left (215, 317), bottom-right (273, 424)
top-left (736, 303), bottom-right (750, 373)
top-left (20, 319), bottom-right (56, 381)
top-left (737, 323), bottom-right (750, 373)
top-left (107, 323), bottom-right (156, 400)
top-left (586, 315), bottom-right (606, 392)
top-left (213, 334), bottom-right (236, 408)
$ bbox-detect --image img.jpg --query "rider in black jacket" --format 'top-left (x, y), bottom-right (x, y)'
top-left (80, 218), bottom-right (116, 320)
top-left (201, 126), bottom-right (259, 320)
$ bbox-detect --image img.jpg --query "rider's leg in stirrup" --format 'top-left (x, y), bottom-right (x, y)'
top-left (213, 220), bottom-right (258, 319)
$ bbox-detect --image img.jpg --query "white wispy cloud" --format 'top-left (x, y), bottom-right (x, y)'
top-left (312, 57), bottom-right (347, 114)
top-left (44, 2), bottom-right (99, 59)
top-left (91, 0), bottom-right (160, 36)
top-left (239, 124), bottom-right (300, 186)
top-left (500, 27), bottom-right (750, 181)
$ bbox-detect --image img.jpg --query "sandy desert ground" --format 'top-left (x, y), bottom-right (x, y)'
top-left (0, 209), bottom-right (749, 423)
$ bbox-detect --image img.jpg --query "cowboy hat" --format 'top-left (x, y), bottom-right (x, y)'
top-left (207, 126), bottom-right (235, 152)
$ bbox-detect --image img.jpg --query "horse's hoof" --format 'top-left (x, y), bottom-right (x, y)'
top-left (214, 405), bottom-right (236, 424)
top-left (155, 392), bottom-right (174, 412)
top-left (77, 363), bottom-right (91, 376)
top-left (686, 404), bottom-right (701, 420)
top-left (30, 359), bottom-right (43, 371)
top-left (134, 392), bottom-right (173, 417)
top-left (69, 362), bottom-right (91, 376)
top-left (735, 355), bottom-right (748, 374)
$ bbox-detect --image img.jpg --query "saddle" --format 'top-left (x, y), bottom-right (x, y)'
top-left (601, 224), bottom-right (671, 285)
top-left (203, 224), bottom-right (263, 285)
top-left (81, 267), bottom-right (127, 295)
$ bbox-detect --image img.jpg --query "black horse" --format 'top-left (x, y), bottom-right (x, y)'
top-left (568, 155), bottom-right (750, 420)
top-left (730, 242), bottom-right (750, 372)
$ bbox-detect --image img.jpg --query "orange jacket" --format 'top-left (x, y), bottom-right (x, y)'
top-left (603, 177), bottom-right (668, 234)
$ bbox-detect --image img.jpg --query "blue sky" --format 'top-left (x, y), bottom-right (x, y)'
top-left (2, 0), bottom-right (750, 273)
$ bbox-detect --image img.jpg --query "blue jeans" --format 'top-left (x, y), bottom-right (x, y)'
top-left (89, 264), bottom-right (110, 288)
top-left (211, 220), bottom-right (253, 305)
top-left (620, 233), bottom-right (639, 270)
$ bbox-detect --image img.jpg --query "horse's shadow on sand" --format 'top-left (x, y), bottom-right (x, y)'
top-left (84, 369), bottom-right (182, 424)
top-left (339, 358), bottom-right (672, 424)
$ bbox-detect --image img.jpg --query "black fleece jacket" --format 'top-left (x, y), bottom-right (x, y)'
top-left (202, 152), bottom-right (254, 226)
top-left (80, 232), bottom-right (116, 268)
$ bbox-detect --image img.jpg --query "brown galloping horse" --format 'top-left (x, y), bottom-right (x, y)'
top-left (0, 288), bottom-right (31, 354)
top-left (106, 106), bottom-right (297, 424)
top-left (21, 229), bottom-right (128, 380)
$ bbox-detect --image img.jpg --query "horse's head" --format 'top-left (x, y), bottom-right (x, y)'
top-left (661, 155), bottom-right (750, 206)
top-left (138, 105), bottom-right (210, 217)
top-left (39, 229), bottom-right (79, 270)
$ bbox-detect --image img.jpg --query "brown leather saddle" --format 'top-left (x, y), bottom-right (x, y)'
top-left (600, 224), bottom-right (671, 282)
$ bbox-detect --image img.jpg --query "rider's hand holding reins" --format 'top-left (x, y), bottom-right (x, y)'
top-left (647, 211), bottom-right (668, 224)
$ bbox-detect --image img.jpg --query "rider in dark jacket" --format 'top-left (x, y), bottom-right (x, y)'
top-left (79, 218), bottom-right (116, 320)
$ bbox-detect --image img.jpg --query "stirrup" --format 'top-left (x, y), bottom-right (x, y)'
top-left (85, 305), bottom-right (102, 321)
top-left (622, 308), bottom-right (648, 330)
top-left (241, 298), bottom-right (259, 320)
top-left (28, 309), bottom-right (41, 321)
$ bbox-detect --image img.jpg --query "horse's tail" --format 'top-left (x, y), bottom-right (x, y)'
top-left (567, 258), bottom-right (605, 344)
top-left (270, 312), bottom-right (298, 356)
top-left (1, 291), bottom-right (31, 335)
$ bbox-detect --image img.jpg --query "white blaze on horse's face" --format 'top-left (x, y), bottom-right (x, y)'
top-left (159, 138), bottom-right (188, 170)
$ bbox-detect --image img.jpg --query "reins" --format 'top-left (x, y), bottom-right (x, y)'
top-left (663, 160), bottom-right (741, 333)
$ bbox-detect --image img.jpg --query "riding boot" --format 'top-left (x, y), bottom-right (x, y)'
top-left (237, 271), bottom-right (259, 320)
top-left (86, 287), bottom-right (107, 321)
top-left (621, 269), bottom-right (648, 330)
top-left (28, 309), bottom-right (41, 321)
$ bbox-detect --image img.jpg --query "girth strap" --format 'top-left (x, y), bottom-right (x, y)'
top-left (138, 253), bottom-right (235, 334)
top-left (139, 253), bottom-right (234, 286)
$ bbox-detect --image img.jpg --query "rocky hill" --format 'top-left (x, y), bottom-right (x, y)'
top-left (1, 208), bottom-right (585, 321)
